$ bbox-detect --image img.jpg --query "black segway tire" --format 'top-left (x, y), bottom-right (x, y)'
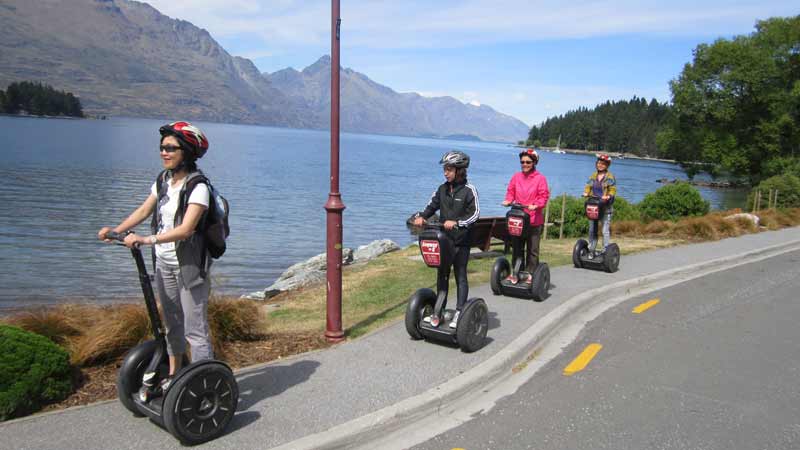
top-left (456, 298), bottom-right (489, 353)
top-left (531, 263), bottom-right (550, 302)
top-left (405, 288), bottom-right (436, 340)
top-left (573, 239), bottom-right (589, 268)
top-left (603, 243), bottom-right (620, 273)
top-left (163, 361), bottom-right (239, 445)
top-left (116, 340), bottom-right (158, 416)
top-left (490, 257), bottom-right (510, 295)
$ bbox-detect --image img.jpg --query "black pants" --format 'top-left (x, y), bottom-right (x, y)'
top-left (525, 225), bottom-right (544, 272)
top-left (437, 245), bottom-right (470, 311)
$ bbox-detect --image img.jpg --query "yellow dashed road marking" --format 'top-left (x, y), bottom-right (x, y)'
top-left (632, 298), bottom-right (660, 314)
top-left (563, 343), bottom-right (603, 376)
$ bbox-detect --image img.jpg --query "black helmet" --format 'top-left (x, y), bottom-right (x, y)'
top-left (439, 150), bottom-right (470, 168)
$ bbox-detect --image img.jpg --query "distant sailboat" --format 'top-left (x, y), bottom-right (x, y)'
top-left (553, 134), bottom-right (566, 154)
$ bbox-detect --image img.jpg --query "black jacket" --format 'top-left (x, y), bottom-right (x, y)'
top-left (420, 179), bottom-right (480, 246)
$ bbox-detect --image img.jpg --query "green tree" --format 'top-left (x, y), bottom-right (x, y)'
top-left (660, 16), bottom-right (800, 183)
top-left (0, 89), bottom-right (6, 113)
top-left (527, 97), bottom-right (670, 156)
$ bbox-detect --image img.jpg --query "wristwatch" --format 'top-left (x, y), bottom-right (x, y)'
top-left (149, 235), bottom-right (158, 245)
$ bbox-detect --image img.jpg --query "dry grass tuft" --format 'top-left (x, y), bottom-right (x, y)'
top-left (671, 217), bottom-right (719, 241)
top-left (208, 298), bottom-right (269, 355)
top-left (68, 304), bottom-right (150, 366)
top-left (643, 220), bottom-right (674, 235)
top-left (5, 307), bottom-right (82, 345)
top-left (611, 220), bottom-right (643, 236)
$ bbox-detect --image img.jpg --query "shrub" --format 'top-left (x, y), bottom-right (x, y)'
top-left (0, 325), bottom-right (72, 420)
top-left (611, 197), bottom-right (642, 222)
top-left (550, 195), bottom-right (639, 238)
top-left (639, 183), bottom-right (710, 221)
top-left (747, 173), bottom-right (800, 210)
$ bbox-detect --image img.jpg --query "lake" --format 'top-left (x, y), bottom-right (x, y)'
top-left (0, 116), bottom-right (746, 309)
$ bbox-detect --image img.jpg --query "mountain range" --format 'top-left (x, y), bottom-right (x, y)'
top-left (0, 0), bottom-right (529, 142)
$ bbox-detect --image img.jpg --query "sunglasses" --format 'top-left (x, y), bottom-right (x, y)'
top-left (520, 160), bottom-right (534, 165)
top-left (159, 144), bottom-right (182, 153)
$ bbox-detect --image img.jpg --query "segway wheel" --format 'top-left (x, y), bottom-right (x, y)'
top-left (405, 288), bottom-right (436, 340)
top-left (573, 239), bottom-right (589, 268)
top-left (163, 362), bottom-right (239, 445)
top-left (531, 263), bottom-right (550, 302)
top-left (490, 257), bottom-right (510, 295)
top-left (456, 298), bottom-right (489, 353)
top-left (603, 243), bottom-right (620, 273)
top-left (116, 340), bottom-right (159, 416)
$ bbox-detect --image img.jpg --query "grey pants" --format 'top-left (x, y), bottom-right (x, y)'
top-left (589, 208), bottom-right (613, 252)
top-left (155, 261), bottom-right (213, 362)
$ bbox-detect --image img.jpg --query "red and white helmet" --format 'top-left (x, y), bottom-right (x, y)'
top-left (596, 153), bottom-right (611, 166)
top-left (159, 121), bottom-right (209, 160)
top-left (519, 148), bottom-right (539, 163)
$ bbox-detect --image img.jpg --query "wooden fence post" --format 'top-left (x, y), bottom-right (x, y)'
top-left (775, 190), bottom-right (779, 209)
top-left (543, 200), bottom-right (550, 241)
top-left (559, 193), bottom-right (566, 239)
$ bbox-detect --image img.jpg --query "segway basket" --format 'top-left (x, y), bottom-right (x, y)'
top-left (585, 197), bottom-right (602, 220)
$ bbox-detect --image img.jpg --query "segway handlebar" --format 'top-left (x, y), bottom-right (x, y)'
top-left (103, 231), bottom-right (142, 248)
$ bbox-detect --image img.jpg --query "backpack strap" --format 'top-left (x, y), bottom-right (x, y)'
top-left (150, 170), bottom-right (169, 274)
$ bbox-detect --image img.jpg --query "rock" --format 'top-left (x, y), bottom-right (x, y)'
top-left (352, 239), bottom-right (400, 263)
top-left (241, 290), bottom-right (266, 300)
top-left (724, 213), bottom-right (760, 227)
top-left (243, 240), bottom-right (402, 300)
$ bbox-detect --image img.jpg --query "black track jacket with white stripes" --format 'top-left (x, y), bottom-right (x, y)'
top-left (420, 179), bottom-right (480, 247)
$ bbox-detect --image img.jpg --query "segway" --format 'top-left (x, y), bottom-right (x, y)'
top-left (104, 232), bottom-right (238, 445)
top-left (405, 222), bottom-right (489, 353)
top-left (572, 196), bottom-right (620, 273)
top-left (490, 203), bottom-right (550, 301)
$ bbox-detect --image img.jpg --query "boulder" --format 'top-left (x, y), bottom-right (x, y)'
top-left (724, 212), bottom-right (760, 227)
top-left (242, 239), bottom-right (401, 300)
top-left (352, 239), bottom-right (400, 263)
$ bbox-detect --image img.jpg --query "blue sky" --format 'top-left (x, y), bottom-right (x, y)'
top-left (145, 0), bottom-right (798, 126)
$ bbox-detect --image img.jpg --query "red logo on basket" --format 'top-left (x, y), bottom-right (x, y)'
top-left (586, 204), bottom-right (600, 220)
top-left (420, 240), bottom-right (441, 266)
top-left (508, 216), bottom-right (524, 236)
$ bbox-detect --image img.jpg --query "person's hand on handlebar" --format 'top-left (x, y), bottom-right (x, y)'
top-left (123, 232), bottom-right (147, 249)
top-left (527, 204), bottom-right (537, 211)
top-left (97, 227), bottom-right (113, 242)
top-left (582, 192), bottom-right (588, 197)
top-left (602, 195), bottom-right (610, 201)
top-left (501, 200), bottom-right (511, 207)
top-left (443, 220), bottom-right (458, 230)
top-left (413, 216), bottom-right (425, 227)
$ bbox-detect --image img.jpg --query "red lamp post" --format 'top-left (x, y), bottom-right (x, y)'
top-left (324, 0), bottom-right (345, 343)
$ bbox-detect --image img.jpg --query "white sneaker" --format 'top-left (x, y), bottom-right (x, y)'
top-left (449, 310), bottom-right (461, 329)
top-left (423, 315), bottom-right (432, 323)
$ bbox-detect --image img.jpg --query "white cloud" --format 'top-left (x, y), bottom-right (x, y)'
top-left (143, 0), bottom-right (799, 51)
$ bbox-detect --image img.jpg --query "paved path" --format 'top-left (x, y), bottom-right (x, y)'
top-left (412, 249), bottom-right (800, 450)
top-left (3, 227), bottom-right (800, 450)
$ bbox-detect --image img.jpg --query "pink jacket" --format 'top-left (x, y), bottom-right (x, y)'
top-left (504, 170), bottom-right (550, 226)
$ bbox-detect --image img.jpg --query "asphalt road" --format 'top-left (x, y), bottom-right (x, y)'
top-left (412, 249), bottom-right (800, 450)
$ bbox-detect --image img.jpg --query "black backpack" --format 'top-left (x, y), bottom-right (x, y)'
top-left (153, 170), bottom-right (230, 259)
